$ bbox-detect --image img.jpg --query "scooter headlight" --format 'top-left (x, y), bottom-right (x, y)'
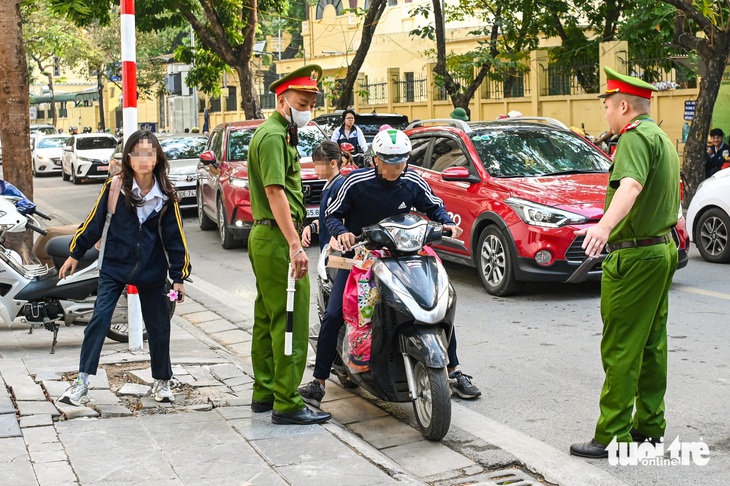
top-left (380, 219), bottom-right (427, 252)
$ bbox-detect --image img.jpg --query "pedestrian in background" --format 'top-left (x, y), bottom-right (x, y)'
top-left (247, 64), bottom-right (331, 425)
top-left (331, 109), bottom-right (368, 155)
top-left (570, 67), bottom-right (680, 459)
top-left (705, 128), bottom-right (728, 178)
top-left (58, 130), bottom-right (190, 407)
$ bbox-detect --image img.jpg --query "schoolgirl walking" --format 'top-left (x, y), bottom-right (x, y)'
top-left (58, 130), bottom-right (191, 406)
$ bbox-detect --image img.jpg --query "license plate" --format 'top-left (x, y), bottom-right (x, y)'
top-left (306, 207), bottom-right (319, 218)
top-left (178, 189), bottom-right (196, 198)
top-left (98, 165), bottom-right (109, 171)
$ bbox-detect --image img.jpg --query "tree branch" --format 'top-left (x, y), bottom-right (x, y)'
top-left (662, 0), bottom-right (716, 33)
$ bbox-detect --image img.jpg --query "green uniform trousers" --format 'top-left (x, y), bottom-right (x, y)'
top-left (248, 224), bottom-right (310, 414)
top-left (595, 240), bottom-right (677, 445)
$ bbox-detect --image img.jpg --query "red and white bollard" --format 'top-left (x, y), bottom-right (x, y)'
top-left (127, 285), bottom-right (144, 352)
top-left (120, 0), bottom-right (137, 146)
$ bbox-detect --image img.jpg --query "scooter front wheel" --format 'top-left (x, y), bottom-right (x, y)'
top-left (412, 361), bottom-right (451, 441)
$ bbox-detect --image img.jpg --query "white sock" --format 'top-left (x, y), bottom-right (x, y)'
top-left (78, 372), bottom-right (89, 385)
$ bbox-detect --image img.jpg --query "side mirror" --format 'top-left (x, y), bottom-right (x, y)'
top-left (441, 166), bottom-right (479, 183)
top-left (199, 150), bottom-right (216, 166)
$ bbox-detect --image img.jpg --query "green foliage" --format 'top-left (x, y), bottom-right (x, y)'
top-left (175, 43), bottom-right (231, 96)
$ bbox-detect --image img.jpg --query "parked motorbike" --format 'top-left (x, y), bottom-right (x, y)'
top-left (311, 213), bottom-right (463, 441)
top-left (0, 196), bottom-right (172, 353)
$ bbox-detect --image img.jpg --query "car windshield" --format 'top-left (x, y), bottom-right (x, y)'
top-left (76, 136), bottom-right (117, 150)
top-left (160, 136), bottom-right (208, 160)
top-left (470, 129), bottom-right (610, 177)
top-left (227, 130), bottom-right (255, 161)
top-left (297, 126), bottom-right (327, 157)
top-left (31, 126), bottom-right (56, 135)
top-left (37, 137), bottom-right (69, 148)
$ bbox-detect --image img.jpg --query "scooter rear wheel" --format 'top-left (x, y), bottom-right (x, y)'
top-left (412, 361), bottom-right (451, 441)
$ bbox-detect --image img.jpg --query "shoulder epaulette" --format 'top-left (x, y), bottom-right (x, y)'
top-left (620, 120), bottom-right (642, 134)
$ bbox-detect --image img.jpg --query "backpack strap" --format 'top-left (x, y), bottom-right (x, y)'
top-left (107, 175), bottom-right (122, 214)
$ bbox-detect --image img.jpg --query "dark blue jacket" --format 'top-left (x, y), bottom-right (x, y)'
top-left (325, 167), bottom-right (454, 238)
top-left (70, 179), bottom-right (191, 286)
top-left (318, 173), bottom-right (345, 250)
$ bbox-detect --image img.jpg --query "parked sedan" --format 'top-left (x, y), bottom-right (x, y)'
top-left (686, 168), bottom-right (730, 263)
top-left (405, 118), bottom-right (689, 296)
top-left (158, 133), bottom-right (208, 209)
top-left (197, 120), bottom-right (327, 249)
top-left (62, 133), bottom-right (117, 184)
top-left (32, 134), bottom-right (71, 176)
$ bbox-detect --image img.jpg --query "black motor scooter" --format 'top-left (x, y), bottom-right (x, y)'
top-left (312, 213), bottom-right (462, 441)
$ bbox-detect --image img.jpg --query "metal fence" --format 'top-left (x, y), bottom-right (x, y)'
top-left (544, 63), bottom-right (600, 96)
top-left (260, 93), bottom-right (276, 110)
top-left (628, 58), bottom-right (698, 89)
top-left (209, 97), bottom-right (221, 113)
top-left (361, 78), bottom-right (388, 105)
top-left (393, 75), bottom-right (429, 103)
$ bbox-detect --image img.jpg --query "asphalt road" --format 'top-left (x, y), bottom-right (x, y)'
top-left (31, 175), bottom-right (729, 485)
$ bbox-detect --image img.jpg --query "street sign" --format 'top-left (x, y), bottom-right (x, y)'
top-left (29, 106), bottom-right (37, 120)
top-left (684, 100), bottom-right (696, 121)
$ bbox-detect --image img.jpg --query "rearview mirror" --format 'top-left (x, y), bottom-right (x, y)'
top-left (199, 150), bottom-right (216, 165)
top-left (441, 166), bottom-right (479, 183)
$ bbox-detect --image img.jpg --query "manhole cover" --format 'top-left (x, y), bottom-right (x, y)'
top-left (440, 467), bottom-right (542, 486)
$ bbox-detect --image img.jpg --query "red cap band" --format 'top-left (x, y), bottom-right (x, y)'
top-left (606, 79), bottom-right (653, 99)
top-left (273, 76), bottom-right (319, 97)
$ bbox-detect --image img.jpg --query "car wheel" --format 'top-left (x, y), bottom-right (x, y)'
top-left (695, 208), bottom-right (730, 263)
top-left (197, 185), bottom-right (216, 231)
top-left (62, 166), bottom-right (70, 181)
top-left (70, 165), bottom-right (80, 185)
top-left (476, 226), bottom-right (524, 296)
top-left (217, 196), bottom-right (242, 249)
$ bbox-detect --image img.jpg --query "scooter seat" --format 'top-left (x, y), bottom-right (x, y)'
top-left (46, 235), bottom-right (99, 270)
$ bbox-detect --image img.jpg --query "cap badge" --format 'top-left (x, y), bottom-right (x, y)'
top-left (310, 70), bottom-right (319, 82)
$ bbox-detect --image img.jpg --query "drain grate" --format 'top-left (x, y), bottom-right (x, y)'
top-left (439, 467), bottom-right (542, 486)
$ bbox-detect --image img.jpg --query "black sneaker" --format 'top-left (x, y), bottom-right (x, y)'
top-left (449, 370), bottom-right (481, 399)
top-left (297, 380), bottom-right (325, 408)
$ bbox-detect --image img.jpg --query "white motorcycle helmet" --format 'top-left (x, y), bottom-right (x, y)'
top-left (371, 129), bottom-right (411, 164)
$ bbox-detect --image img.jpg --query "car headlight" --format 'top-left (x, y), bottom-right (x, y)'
top-left (229, 176), bottom-right (249, 188)
top-left (37, 155), bottom-right (49, 162)
top-left (506, 197), bottom-right (587, 228)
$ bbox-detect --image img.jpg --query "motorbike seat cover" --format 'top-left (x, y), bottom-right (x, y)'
top-left (46, 234), bottom-right (99, 269)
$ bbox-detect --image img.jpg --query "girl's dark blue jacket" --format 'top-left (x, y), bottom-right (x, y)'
top-left (69, 178), bottom-right (191, 287)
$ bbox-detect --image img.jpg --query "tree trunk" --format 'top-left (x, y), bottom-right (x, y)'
top-left (334, 0), bottom-right (387, 110)
top-left (682, 47), bottom-right (729, 202)
top-left (97, 69), bottom-right (106, 131)
top-left (0, 0), bottom-right (34, 258)
top-left (238, 0), bottom-right (263, 119)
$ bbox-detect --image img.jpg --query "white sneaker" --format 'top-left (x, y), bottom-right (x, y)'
top-left (58, 381), bottom-right (89, 407)
top-left (153, 379), bottom-right (174, 403)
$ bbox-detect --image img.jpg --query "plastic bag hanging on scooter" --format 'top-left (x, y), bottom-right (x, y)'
top-left (341, 249), bottom-right (381, 373)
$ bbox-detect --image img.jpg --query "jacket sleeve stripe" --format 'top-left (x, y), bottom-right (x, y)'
top-left (70, 179), bottom-right (111, 253)
top-left (173, 201), bottom-right (191, 279)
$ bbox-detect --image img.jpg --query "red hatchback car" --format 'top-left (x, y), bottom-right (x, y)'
top-left (405, 118), bottom-right (689, 296)
top-left (197, 120), bottom-right (328, 248)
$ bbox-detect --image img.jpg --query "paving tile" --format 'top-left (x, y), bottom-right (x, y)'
top-left (210, 329), bottom-right (251, 346)
top-left (183, 311), bottom-right (221, 324)
top-left (21, 424), bottom-right (58, 445)
top-left (32, 370), bottom-right (65, 382)
top-left (55, 402), bottom-right (99, 420)
top-left (94, 404), bottom-right (133, 418)
top-left (254, 431), bottom-right (370, 466)
top-left (87, 389), bottom-right (122, 406)
top-left (9, 380), bottom-right (47, 401)
top-left (0, 396), bottom-right (15, 414)
top-left (222, 341), bottom-right (252, 358)
top-left (139, 397), bottom-right (174, 409)
top-left (195, 318), bottom-right (237, 334)
top-left (28, 440), bottom-right (67, 463)
top-left (382, 440), bottom-right (476, 478)
top-left (34, 460), bottom-right (78, 486)
top-left (0, 437), bottom-right (36, 483)
top-left (209, 363), bottom-right (245, 382)
top-left (20, 414), bottom-right (54, 428)
top-left (89, 368), bottom-right (110, 389)
top-left (16, 400), bottom-right (61, 417)
top-left (222, 374), bottom-right (253, 387)
top-left (174, 301), bottom-right (207, 315)
top-left (117, 383), bottom-right (151, 397)
top-left (171, 365), bottom-right (190, 376)
top-left (43, 380), bottom-right (71, 399)
top-left (216, 405), bottom-right (255, 421)
top-left (129, 367), bottom-right (154, 384)
top-left (348, 415), bottom-right (425, 449)
top-left (0, 413), bottom-right (22, 438)
top-left (277, 456), bottom-right (398, 486)
top-left (322, 396), bottom-right (389, 424)
top-left (229, 415), bottom-right (329, 441)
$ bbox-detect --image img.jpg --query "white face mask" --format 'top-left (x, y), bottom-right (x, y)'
top-left (284, 97), bottom-right (312, 128)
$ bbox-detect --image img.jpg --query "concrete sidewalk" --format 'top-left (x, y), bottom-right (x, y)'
top-left (0, 298), bottom-right (522, 486)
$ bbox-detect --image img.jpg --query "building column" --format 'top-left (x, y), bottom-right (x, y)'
top-left (531, 49), bottom-right (549, 116)
top-left (387, 67), bottom-right (400, 113)
top-left (599, 41), bottom-right (629, 92)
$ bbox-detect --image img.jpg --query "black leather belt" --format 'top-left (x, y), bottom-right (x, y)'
top-left (254, 219), bottom-right (303, 233)
top-left (605, 234), bottom-right (670, 253)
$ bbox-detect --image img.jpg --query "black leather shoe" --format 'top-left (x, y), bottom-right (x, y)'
top-left (251, 400), bottom-right (273, 413)
top-left (271, 407), bottom-right (332, 425)
top-left (630, 428), bottom-right (661, 445)
top-left (570, 438), bottom-right (608, 459)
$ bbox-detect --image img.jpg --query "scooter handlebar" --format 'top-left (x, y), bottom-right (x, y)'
top-left (25, 223), bottom-right (48, 236)
top-left (442, 228), bottom-right (453, 237)
top-left (33, 209), bottom-right (52, 221)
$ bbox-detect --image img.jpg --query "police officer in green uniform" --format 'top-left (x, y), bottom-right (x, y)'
top-left (247, 64), bottom-right (331, 425)
top-left (570, 67), bottom-right (680, 458)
